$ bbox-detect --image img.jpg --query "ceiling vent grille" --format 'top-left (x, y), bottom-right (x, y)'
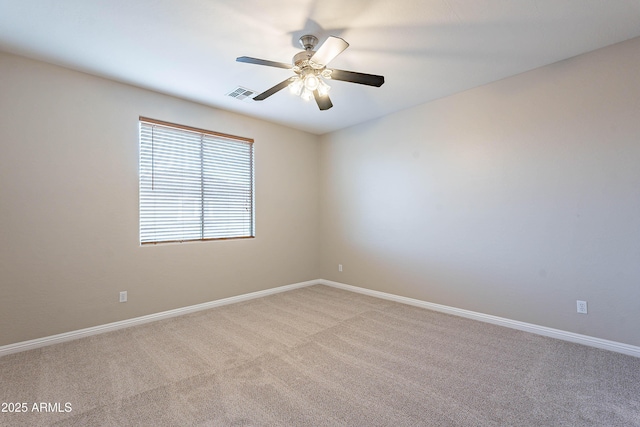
top-left (226, 86), bottom-right (256, 102)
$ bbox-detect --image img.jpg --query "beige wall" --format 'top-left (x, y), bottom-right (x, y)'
top-left (0, 52), bottom-right (320, 346)
top-left (319, 37), bottom-right (640, 347)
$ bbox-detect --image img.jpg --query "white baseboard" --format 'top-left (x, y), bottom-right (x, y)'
top-left (319, 279), bottom-right (640, 358)
top-left (3, 278), bottom-right (639, 359)
top-left (0, 279), bottom-right (321, 357)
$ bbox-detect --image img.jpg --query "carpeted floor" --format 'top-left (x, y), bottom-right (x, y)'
top-left (1, 285), bottom-right (639, 426)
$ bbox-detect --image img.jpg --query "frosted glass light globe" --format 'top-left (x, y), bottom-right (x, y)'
top-left (304, 74), bottom-right (319, 91)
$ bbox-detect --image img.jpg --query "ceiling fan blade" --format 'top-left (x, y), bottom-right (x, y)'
top-left (313, 90), bottom-right (333, 110)
top-left (329, 69), bottom-right (385, 87)
top-left (236, 56), bottom-right (292, 70)
top-left (310, 36), bottom-right (349, 66)
top-left (253, 78), bottom-right (293, 101)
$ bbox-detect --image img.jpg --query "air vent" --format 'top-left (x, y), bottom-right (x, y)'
top-left (226, 86), bottom-right (256, 102)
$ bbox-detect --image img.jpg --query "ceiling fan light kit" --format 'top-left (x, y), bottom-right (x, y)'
top-left (236, 34), bottom-right (384, 111)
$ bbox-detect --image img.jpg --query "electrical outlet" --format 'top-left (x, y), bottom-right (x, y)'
top-left (119, 291), bottom-right (127, 303)
top-left (338, 264), bottom-right (343, 272)
top-left (577, 300), bottom-right (587, 314)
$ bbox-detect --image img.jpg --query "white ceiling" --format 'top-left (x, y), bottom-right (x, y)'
top-left (1, 0), bottom-right (640, 135)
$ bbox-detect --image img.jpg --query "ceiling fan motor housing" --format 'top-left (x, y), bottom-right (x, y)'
top-left (293, 51), bottom-right (312, 69)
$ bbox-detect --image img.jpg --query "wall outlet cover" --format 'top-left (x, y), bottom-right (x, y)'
top-left (577, 300), bottom-right (587, 314)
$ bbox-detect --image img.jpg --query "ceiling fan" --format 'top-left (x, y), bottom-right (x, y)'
top-left (236, 35), bottom-right (385, 111)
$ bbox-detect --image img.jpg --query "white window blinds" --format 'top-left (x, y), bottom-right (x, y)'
top-left (139, 118), bottom-right (254, 244)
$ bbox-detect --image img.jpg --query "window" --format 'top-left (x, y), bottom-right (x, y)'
top-left (139, 117), bottom-right (254, 244)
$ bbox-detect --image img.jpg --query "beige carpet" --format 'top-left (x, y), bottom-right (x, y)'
top-left (1, 285), bottom-right (639, 426)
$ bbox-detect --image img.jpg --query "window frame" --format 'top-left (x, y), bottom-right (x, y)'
top-left (139, 117), bottom-right (255, 245)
